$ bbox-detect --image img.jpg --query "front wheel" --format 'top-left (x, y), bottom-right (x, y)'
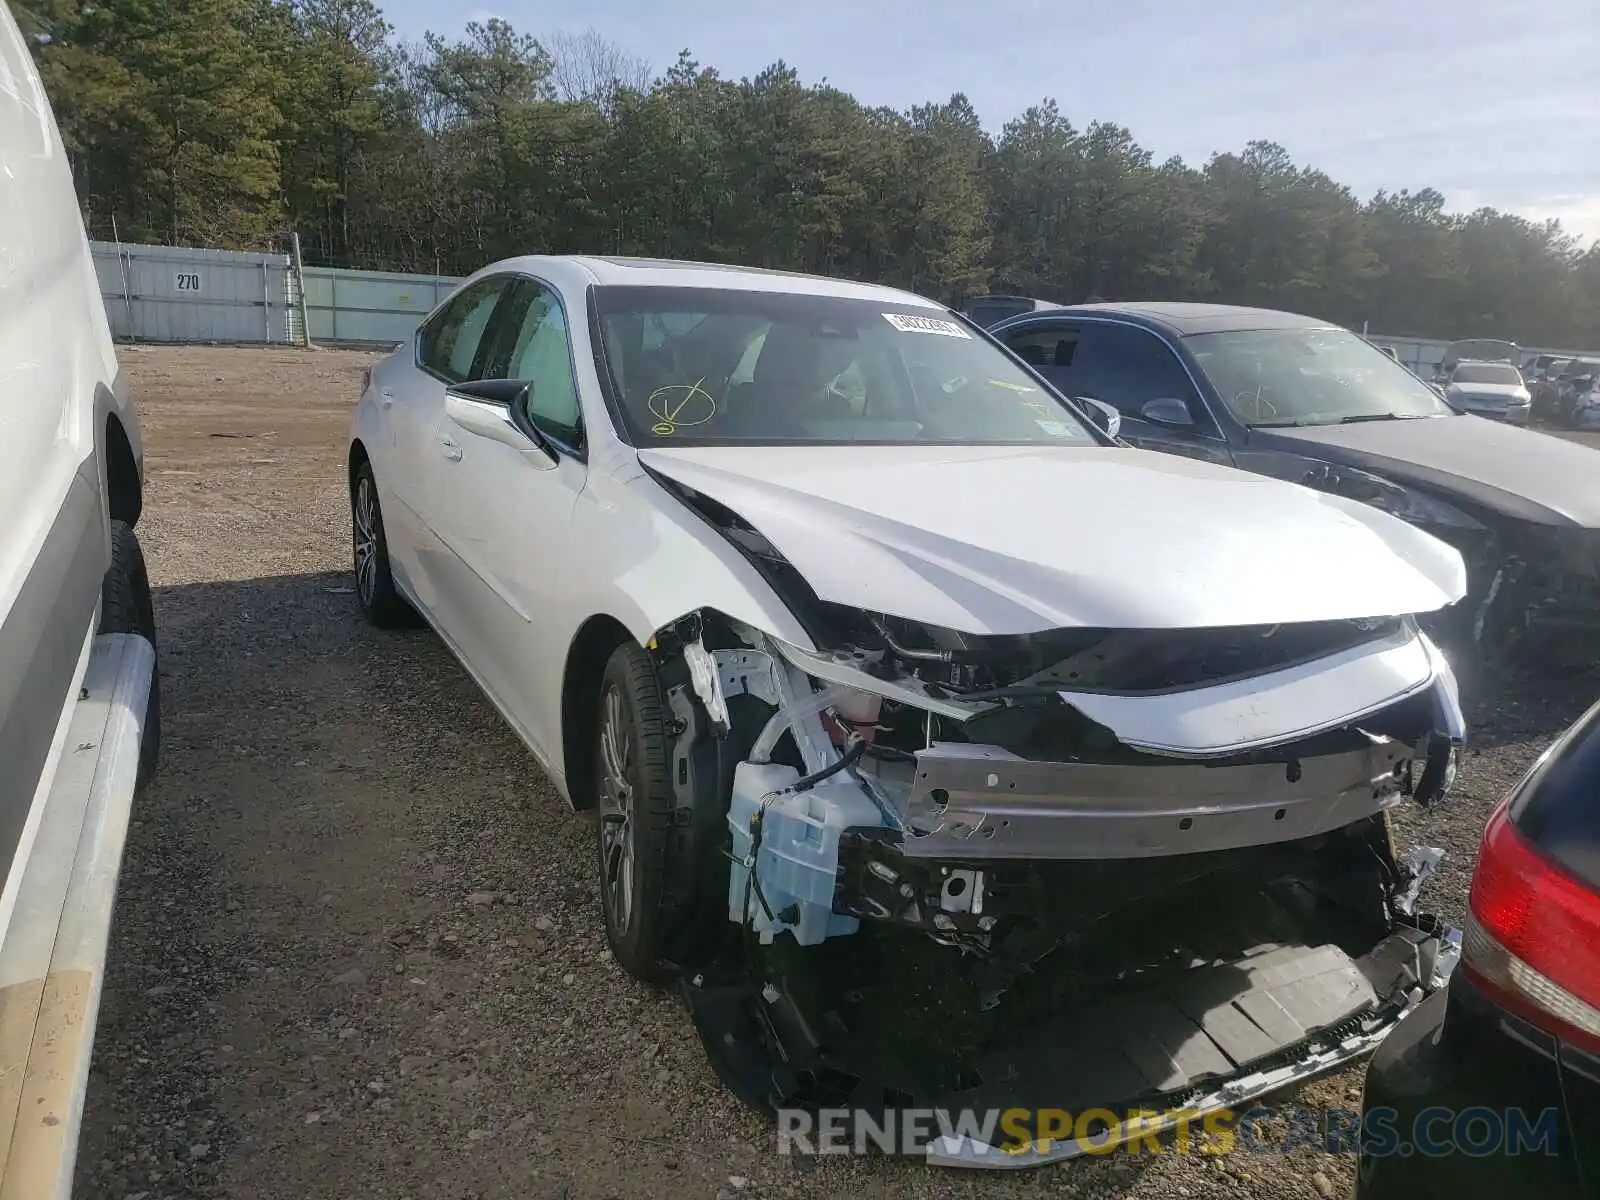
top-left (594, 641), bottom-right (679, 983)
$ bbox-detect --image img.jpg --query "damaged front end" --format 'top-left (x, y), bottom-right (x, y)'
top-left (1300, 461), bottom-right (1600, 664)
top-left (1467, 526), bottom-right (1600, 662)
top-left (648, 601), bottom-right (1465, 1168)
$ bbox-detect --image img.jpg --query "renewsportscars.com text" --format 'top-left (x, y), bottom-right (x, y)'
top-left (776, 1105), bottom-right (1562, 1159)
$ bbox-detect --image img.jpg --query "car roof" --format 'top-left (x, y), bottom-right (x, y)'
top-left (492, 254), bottom-right (945, 308)
top-left (1021, 301), bottom-right (1335, 336)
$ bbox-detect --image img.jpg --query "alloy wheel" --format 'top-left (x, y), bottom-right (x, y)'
top-left (353, 475), bottom-right (379, 605)
top-left (597, 684), bottom-right (636, 935)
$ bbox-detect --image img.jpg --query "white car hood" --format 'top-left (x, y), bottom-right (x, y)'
top-left (638, 445), bottom-right (1468, 635)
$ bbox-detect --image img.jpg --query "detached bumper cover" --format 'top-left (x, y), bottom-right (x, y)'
top-left (685, 926), bottom-right (1460, 1171)
top-left (930, 1022), bottom-right (1398, 1168)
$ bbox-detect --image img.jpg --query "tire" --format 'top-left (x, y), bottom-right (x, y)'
top-left (351, 460), bottom-right (416, 628)
top-left (594, 641), bottom-right (679, 983)
top-left (99, 519), bottom-right (160, 790)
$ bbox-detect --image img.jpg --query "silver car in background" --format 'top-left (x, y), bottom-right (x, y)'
top-left (1444, 359), bottom-right (1532, 424)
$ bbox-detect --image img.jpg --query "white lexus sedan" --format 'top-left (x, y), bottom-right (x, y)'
top-left (349, 256), bottom-right (1470, 1166)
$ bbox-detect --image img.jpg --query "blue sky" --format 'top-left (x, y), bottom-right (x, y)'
top-left (382, 0), bottom-right (1600, 247)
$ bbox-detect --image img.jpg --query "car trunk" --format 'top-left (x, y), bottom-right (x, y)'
top-left (685, 810), bottom-right (1446, 1163)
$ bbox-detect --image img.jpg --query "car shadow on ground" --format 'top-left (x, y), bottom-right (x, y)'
top-left (78, 569), bottom-right (591, 1200)
top-left (1455, 660), bottom-right (1598, 753)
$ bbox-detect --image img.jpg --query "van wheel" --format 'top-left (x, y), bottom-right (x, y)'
top-left (99, 520), bottom-right (160, 789)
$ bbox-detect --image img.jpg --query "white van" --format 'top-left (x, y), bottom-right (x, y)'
top-left (0, 6), bottom-right (159, 1195)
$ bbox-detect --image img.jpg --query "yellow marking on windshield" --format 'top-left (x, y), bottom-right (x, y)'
top-left (647, 378), bottom-right (718, 435)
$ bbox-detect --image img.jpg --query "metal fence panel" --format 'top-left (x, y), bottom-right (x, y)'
top-left (301, 267), bottom-right (464, 347)
top-left (84, 240), bottom-right (1600, 367)
top-left (90, 242), bottom-right (292, 344)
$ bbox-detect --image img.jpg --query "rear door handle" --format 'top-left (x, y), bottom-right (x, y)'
top-left (378, 389), bottom-right (395, 410)
top-left (438, 435), bottom-right (462, 462)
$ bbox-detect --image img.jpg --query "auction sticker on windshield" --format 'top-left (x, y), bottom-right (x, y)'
top-left (883, 313), bottom-right (971, 338)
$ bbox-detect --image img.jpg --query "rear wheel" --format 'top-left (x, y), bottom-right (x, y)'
top-left (595, 641), bottom-right (678, 982)
top-left (99, 520), bottom-right (160, 789)
top-left (351, 461), bottom-right (415, 628)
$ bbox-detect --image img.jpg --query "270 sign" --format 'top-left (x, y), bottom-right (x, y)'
top-left (173, 271), bottom-right (203, 293)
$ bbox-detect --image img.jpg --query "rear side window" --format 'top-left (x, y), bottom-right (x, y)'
top-left (1510, 707), bottom-right (1600, 891)
top-left (968, 300), bottom-right (1033, 328)
top-left (1003, 326), bottom-right (1080, 394)
top-left (1005, 328), bottom-right (1078, 369)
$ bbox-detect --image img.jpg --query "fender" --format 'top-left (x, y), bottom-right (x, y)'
top-left (566, 459), bottom-right (819, 653)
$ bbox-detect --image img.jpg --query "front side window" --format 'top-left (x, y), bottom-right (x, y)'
top-left (1070, 324), bottom-right (1203, 422)
top-left (1188, 326), bottom-right (1452, 427)
top-left (489, 280), bottom-right (582, 439)
top-left (591, 287), bottom-right (1097, 447)
top-left (418, 277), bottom-right (507, 383)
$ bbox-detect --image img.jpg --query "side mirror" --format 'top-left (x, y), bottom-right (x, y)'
top-left (1076, 396), bottom-right (1121, 439)
top-left (445, 379), bottom-right (556, 461)
top-left (1139, 397), bottom-right (1195, 430)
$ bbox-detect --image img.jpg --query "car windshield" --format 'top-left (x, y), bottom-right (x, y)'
top-left (1186, 326), bottom-right (1452, 427)
top-left (590, 285), bottom-right (1097, 446)
top-left (1451, 363), bottom-right (1521, 386)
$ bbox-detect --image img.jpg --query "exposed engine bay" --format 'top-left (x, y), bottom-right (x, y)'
top-left (640, 580), bottom-right (1465, 1166)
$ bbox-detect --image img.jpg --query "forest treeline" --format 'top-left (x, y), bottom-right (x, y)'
top-left (13, 0), bottom-right (1600, 345)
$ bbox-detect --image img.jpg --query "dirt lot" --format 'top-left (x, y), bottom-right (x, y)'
top-left (1553, 429), bottom-right (1600, 451)
top-left (73, 346), bottom-right (1600, 1200)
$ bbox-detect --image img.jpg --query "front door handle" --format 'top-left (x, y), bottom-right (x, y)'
top-left (438, 435), bottom-right (462, 462)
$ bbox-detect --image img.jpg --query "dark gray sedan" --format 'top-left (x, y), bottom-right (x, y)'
top-left (988, 302), bottom-right (1600, 659)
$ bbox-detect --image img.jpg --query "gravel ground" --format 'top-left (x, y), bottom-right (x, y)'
top-left (72, 346), bottom-right (1600, 1200)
